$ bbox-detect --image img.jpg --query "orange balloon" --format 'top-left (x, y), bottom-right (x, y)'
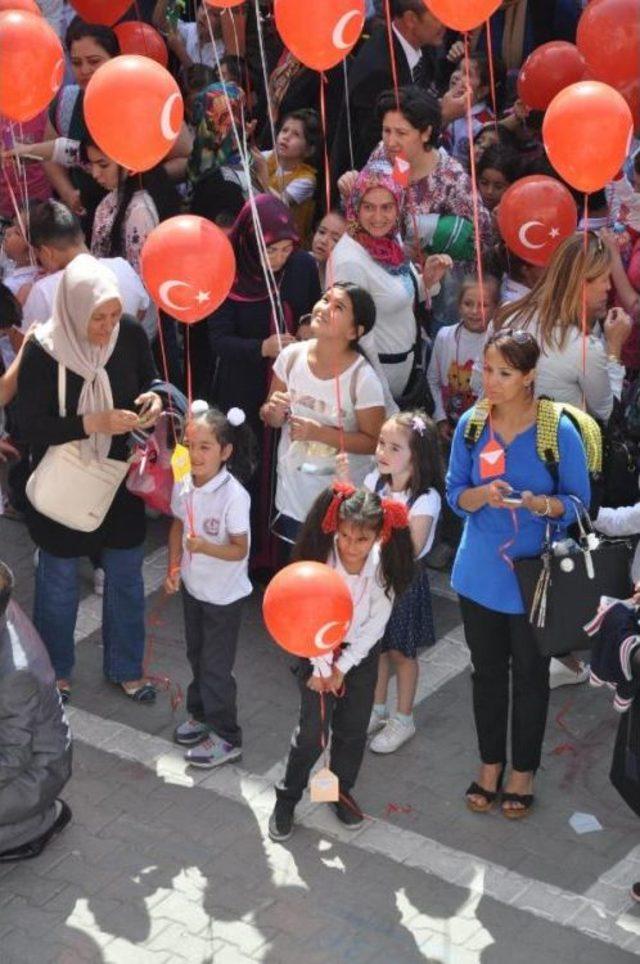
top-left (497, 176), bottom-right (578, 267)
top-left (140, 216), bottom-right (236, 324)
top-left (517, 42), bottom-right (587, 111)
top-left (577, 0), bottom-right (640, 128)
top-left (423, 0), bottom-right (501, 32)
top-left (85, 55), bottom-right (183, 172)
top-left (0, 0), bottom-right (40, 13)
top-left (0, 11), bottom-right (63, 122)
top-left (263, 562), bottom-right (353, 658)
top-left (543, 81), bottom-right (633, 194)
top-left (274, 0), bottom-right (365, 71)
top-left (114, 21), bottom-right (168, 67)
top-left (205, 0), bottom-right (245, 6)
top-left (69, 0), bottom-right (131, 26)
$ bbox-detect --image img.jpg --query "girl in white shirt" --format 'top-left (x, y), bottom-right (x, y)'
top-left (268, 484), bottom-right (415, 842)
top-left (165, 403), bottom-right (256, 770)
top-left (364, 411), bottom-right (443, 753)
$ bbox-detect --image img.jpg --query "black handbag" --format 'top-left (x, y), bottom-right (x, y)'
top-left (514, 500), bottom-right (633, 658)
top-left (398, 272), bottom-right (435, 415)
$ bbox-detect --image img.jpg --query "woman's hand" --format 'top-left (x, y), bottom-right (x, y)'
top-left (306, 673), bottom-right (327, 692)
top-left (83, 409), bottom-right (139, 436)
top-left (289, 415), bottom-right (321, 442)
top-left (604, 307), bottom-right (632, 360)
top-left (337, 170), bottom-right (358, 199)
top-left (485, 479), bottom-right (513, 509)
top-left (261, 332), bottom-right (295, 358)
top-left (446, 39), bottom-right (465, 62)
top-left (59, 185), bottom-right (85, 217)
top-left (135, 391), bottom-right (162, 429)
top-left (422, 254), bottom-right (453, 290)
top-left (250, 146), bottom-right (270, 189)
top-left (164, 568), bottom-right (181, 594)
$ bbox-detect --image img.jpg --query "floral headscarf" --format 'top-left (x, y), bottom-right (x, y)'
top-left (346, 171), bottom-right (409, 275)
top-left (187, 81), bottom-right (246, 185)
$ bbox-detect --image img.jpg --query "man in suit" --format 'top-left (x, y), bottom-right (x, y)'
top-left (330, 0), bottom-right (465, 180)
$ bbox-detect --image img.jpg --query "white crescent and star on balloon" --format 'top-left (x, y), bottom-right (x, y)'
top-left (313, 620), bottom-right (349, 651)
top-left (159, 91), bottom-right (181, 141)
top-left (158, 279), bottom-right (211, 312)
top-left (331, 9), bottom-right (364, 51)
top-left (517, 220), bottom-right (561, 249)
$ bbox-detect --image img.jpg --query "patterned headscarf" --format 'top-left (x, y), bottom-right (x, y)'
top-left (346, 171), bottom-right (409, 275)
top-left (229, 194), bottom-right (300, 302)
top-left (187, 81), bottom-right (246, 184)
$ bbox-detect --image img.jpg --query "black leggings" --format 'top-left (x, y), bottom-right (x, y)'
top-left (459, 596), bottom-right (550, 773)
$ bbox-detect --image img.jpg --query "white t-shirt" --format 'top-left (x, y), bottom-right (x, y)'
top-left (273, 341), bottom-right (384, 522)
top-left (364, 470), bottom-right (441, 559)
top-left (426, 322), bottom-right (484, 423)
top-left (177, 21), bottom-right (224, 68)
top-left (21, 256), bottom-right (150, 329)
top-left (170, 467), bottom-right (252, 606)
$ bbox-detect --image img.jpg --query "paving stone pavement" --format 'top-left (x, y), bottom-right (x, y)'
top-left (2, 514), bottom-right (640, 963)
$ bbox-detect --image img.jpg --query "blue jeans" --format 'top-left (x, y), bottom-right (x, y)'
top-left (34, 545), bottom-right (146, 682)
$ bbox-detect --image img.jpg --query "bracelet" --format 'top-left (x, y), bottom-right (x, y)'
top-left (531, 495), bottom-right (552, 517)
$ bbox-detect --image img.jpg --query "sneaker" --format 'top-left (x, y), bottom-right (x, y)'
top-left (184, 735), bottom-right (242, 769)
top-left (174, 719), bottom-right (209, 746)
top-left (93, 567), bottom-right (105, 596)
top-left (268, 800), bottom-right (295, 842)
top-left (370, 716), bottom-right (416, 754)
top-left (331, 792), bottom-right (364, 830)
top-left (367, 707), bottom-right (388, 736)
top-left (549, 658), bottom-right (589, 690)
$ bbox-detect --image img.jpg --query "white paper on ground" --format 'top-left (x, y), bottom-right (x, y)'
top-left (569, 812), bottom-right (603, 834)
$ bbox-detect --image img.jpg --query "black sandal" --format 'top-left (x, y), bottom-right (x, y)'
top-left (56, 682), bottom-right (71, 705)
top-left (465, 768), bottom-right (504, 813)
top-left (120, 682), bottom-right (156, 704)
top-left (501, 791), bottom-right (534, 819)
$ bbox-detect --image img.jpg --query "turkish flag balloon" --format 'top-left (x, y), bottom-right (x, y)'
top-left (274, 0), bottom-right (365, 71)
top-left (497, 176), bottom-right (578, 268)
top-left (205, 0), bottom-right (245, 6)
top-left (0, 0), bottom-right (40, 13)
top-left (0, 11), bottom-right (63, 122)
top-left (423, 0), bottom-right (501, 32)
top-left (114, 22), bottom-right (168, 67)
top-left (140, 216), bottom-right (236, 324)
top-left (85, 56), bottom-right (183, 172)
top-left (69, 0), bottom-right (131, 25)
top-left (263, 562), bottom-right (354, 658)
top-left (543, 81), bottom-right (633, 194)
top-left (517, 42), bottom-right (586, 111)
top-left (577, 0), bottom-right (640, 127)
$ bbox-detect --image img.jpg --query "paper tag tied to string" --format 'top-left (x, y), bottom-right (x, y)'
top-left (479, 437), bottom-right (506, 479)
top-left (392, 151), bottom-right (411, 188)
top-left (171, 443), bottom-right (191, 483)
top-left (310, 767), bottom-right (340, 803)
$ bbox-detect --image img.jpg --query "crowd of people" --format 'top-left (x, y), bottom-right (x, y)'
top-left (1, 0), bottom-right (640, 868)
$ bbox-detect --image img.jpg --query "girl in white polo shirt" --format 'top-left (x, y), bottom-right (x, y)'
top-left (165, 403), bottom-right (256, 769)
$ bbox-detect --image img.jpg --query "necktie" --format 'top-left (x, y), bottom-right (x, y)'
top-left (412, 56), bottom-right (426, 86)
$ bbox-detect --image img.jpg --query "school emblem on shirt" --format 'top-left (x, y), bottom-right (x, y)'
top-left (202, 517), bottom-right (219, 537)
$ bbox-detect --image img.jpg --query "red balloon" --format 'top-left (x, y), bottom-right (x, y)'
top-left (543, 81), bottom-right (633, 194)
top-left (274, 0), bottom-right (365, 71)
top-left (69, 0), bottom-right (131, 26)
top-left (0, 0), bottom-right (40, 12)
top-left (0, 11), bottom-right (63, 122)
top-left (85, 55), bottom-right (183, 172)
top-left (114, 21), bottom-right (168, 67)
top-left (205, 0), bottom-right (245, 6)
top-left (577, 0), bottom-right (640, 127)
top-left (423, 0), bottom-right (501, 32)
top-left (497, 176), bottom-right (578, 267)
top-left (517, 42), bottom-right (586, 111)
top-left (263, 562), bottom-right (354, 658)
top-left (140, 216), bottom-right (236, 324)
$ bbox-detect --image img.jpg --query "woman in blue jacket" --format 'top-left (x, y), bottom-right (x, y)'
top-left (446, 329), bottom-right (590, 818)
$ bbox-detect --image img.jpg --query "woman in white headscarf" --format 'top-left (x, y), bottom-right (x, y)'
top-left (18, 254), bottom-right (162, 704)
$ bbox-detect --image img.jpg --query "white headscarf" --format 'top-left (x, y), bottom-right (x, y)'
top-left (35, 253), bottom-right (122, 461)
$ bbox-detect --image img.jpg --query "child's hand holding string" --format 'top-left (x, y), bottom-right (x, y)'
top-left (334, 451), bottom-right (350, 481)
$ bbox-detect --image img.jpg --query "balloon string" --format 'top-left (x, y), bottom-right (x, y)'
top-left (463, 31), bottom-right (487, 329)
top-left (143, 587), bottom-right (184, 711)
top-left (383, 0), bottom-right (400, 109)
top-left (341, 58), bottom-right (356, 172)
top-left (485, 19), bottom-right (499, 133)
top-left (251, 0), bottom-right (278, 154)
top-left (319, 72), bottom-right (331, 216)
top-left (133, 0), bottom-right (151, 58)
top-left (581, 195), bottom-right (589, 401)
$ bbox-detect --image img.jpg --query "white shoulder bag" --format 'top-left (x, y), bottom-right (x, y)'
top-left (26, 363), bottom-right (130, 533)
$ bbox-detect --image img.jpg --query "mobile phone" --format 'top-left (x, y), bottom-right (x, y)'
top-left (502, 490), bottom-right (523, 506)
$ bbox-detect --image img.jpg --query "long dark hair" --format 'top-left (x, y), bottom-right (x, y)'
top-left (80, 137), bottom-right (181, 259)
top-left (189, 406), bottom-right (258, 485)
top-left (292, 487), bottom-right (415, 597)
top-left (378, 410), bottom-right (444, 498)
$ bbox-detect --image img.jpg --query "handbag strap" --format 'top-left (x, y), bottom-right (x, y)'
top-left (57, 363), bottom-right (66, 418)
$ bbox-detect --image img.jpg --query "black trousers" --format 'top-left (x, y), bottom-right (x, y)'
top-left (181, 589), bottom-right (244, 747)
top-left (459, 596), bottom-right (550, 773)
top-left (276, 644), bottom-right (380, 806)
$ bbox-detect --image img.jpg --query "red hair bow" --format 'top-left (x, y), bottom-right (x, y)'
top-left (380, 499), bottom-right (410, 544)
top-left (321, 482), bottom-right (356, 534)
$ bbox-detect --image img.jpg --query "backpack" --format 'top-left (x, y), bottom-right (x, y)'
top-left (463, 397), bottom-right (603, 510)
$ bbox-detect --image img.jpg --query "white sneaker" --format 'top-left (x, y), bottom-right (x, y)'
top-left (367, 708), bottom-right (387, 736)
top-left (549, 658), bottom-right (589, 690)
top-left (370, 716), bottom-right (416, 754)
top-left (93, 567), bottom-right (105, 596)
